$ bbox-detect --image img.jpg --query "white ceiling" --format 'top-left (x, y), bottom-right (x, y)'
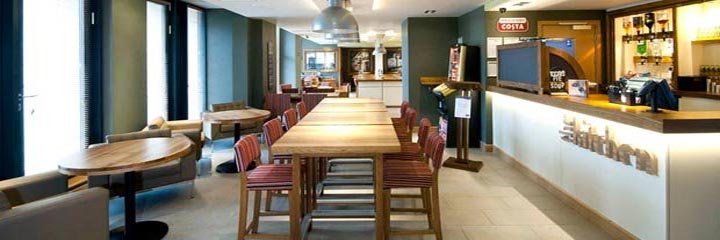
top-left (187, 0), bottom-right (653, 45)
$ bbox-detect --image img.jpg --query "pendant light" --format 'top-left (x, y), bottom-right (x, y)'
top-left (372, 34), bottom-right (387, 55)
top-left (324, 32), bottom-right (360, 41)
top-left (312, 0), bottom-right (359, 34)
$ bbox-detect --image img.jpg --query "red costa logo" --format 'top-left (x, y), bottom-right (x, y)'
top-left (497, 17), bottom-right (529, 32)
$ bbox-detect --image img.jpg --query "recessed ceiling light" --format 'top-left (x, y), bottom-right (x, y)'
top-left (424, 10), bottom-right (437, 14)
top-left (512, 2), bottom-right (530, 7)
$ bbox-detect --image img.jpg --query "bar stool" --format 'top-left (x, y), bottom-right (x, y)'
top-left (385, 118), bottom-right (431, 161)
top-left (392, 101), bottom-right (410, 125)
top-left (283, 108), bottom-right (299, 130)
top-left (263, 118), bottom-right (308, 212)
top-left (383, 133), bottom-right (445, 239)
top-left (234, 135), bottom-right (297, 240)
top-left (395, 108), bottom-right (417, 142)
top-left (297, 102), bottom-right (308, 119)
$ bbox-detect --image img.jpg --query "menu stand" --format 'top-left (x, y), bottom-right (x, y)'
top-left (443, 81), bottom-right (483, 172)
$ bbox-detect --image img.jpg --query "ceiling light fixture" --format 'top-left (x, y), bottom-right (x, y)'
top-left (312, 0), bottom-right (359, 34)
top-left (325, 32), bottom-right (360, 41)
top-left (424, 10), bottom-right (437, 14)
top-left (512, 2), bottom-right (530, 7)
top-left (372, 0), bottom-right (382, 10)
top-left (372, 33), bottom-right (387, 55)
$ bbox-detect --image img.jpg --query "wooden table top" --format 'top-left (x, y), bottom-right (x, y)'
top-left (320, 98), bottom-right (384, 104)
top-left (272, 125), bottom-right (401, 155)
top-left (58, 137), bottom-right (194, 176)
top-left (312, 102), bottom-right (387, 113)
top-left (202, 108), bottom-right (271, 125)
top-left (298, 112), bottom-right (392, 126)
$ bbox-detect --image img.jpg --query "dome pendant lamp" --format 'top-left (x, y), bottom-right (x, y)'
top-left (312, 0), bottom-right (359, 34)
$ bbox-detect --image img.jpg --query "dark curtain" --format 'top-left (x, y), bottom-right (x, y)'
top-left (0, 0), bottom-right (25, 180)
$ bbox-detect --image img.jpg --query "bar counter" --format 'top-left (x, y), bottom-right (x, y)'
top-left (354, 74), bottom-right (403, 107)
top-left (488, 86), bottom-right (720, 240)
top-left (489, 86), bottom-right (720, 133)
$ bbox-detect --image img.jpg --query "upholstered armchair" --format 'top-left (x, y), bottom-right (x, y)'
top-left (0, 171), bottom-right (109, 240)
top-left (203, 101), bottom-right (264, 141)
top-left (87, 129), bottom-right (197, 197)
top-left (144, 116), bottom-right (205, 160)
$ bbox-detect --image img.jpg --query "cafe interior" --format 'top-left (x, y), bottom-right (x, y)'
top-left (2, 0), bottom-right (720, 239)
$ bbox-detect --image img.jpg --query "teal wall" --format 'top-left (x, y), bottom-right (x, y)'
top-left (280, 29), bottom-right (297, 86)
top-left (101, 0), bottom-right (147, 134)
top-left (402, 17), bottom-right (459, 126)
top-left (206, 10), bottom-right (276, 109)
top-left (458, 6), bottom-right (489, 146)
top-left (206, 9), bottom-right (250, 108)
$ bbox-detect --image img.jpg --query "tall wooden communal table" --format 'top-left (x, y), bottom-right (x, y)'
top-left (203, 108), bottom-right (271, 173)
top-left (443, 81), bottom-right (483, 172)
top-left (271, 98), bottom-right (401, 240)
top-left (58, 137), bottom-right (193, 240)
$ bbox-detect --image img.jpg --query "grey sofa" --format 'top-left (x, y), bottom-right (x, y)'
top-left (88, 129), bottom-right (198, 197)
top-left (0, 171), bottom-right (109, 240)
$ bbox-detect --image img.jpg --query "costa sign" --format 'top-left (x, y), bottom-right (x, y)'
top-left (497, 17), bottom-right (529, 32)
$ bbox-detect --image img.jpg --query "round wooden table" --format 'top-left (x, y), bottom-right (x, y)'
top-left (58, 137), bottom-right (193, 240)
top-left (202, 108), bottom-right (271, 173)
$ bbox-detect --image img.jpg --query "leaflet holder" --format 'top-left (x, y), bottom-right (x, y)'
top-left (442, 81), bottom-right (483, 172)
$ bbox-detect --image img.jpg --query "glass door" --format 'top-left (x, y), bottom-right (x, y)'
top-left (23, 0), bottom-right (86, 175)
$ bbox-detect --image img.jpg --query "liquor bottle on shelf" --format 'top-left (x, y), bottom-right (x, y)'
top-left (657, 11), bottom-right (669, 33)
top-left (623, 18), bottom-right (632, 37)
top-left (645, 12), bottom-right (655, 39)
top-left (637, 40), bottom-right (648, 65)
top-left (633, 16), bottom-right (644, 36)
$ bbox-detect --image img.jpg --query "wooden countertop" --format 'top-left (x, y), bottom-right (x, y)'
top-left (489, 86), bottom-right (720, 134)
top-left (354, 73), bottom-right (402, 82)
top-left (674, 90), bottom-right (720, 101)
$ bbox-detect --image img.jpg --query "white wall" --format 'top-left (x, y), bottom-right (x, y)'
top-left (491, 92), bottom-right (668, 240)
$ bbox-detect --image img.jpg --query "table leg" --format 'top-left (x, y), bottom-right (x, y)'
top-left (216, 122), bottom-right (256, 173)
top-left (289, 155), bottom-right (302, 240)
top-left (110, 171), bottom-right (168, 240)
top-left (374, 153), bottom-right (386, 240)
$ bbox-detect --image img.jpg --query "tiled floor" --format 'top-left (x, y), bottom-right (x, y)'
top-left (108, 107), bottom-right (613, 240)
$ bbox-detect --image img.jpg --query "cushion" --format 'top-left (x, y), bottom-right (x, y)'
top-left (211, 101), bottom-right (246, 112)
top-left (147, 116), bottom-right (167, 130)
top-left (0, 191), bottom-right (10, 211)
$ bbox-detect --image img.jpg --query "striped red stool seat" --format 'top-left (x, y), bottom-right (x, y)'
top-left (385, 118), bottom-right (432, 161)
top-left (234, 134), bottom-right (300, 240)
top-left (247, 164), bottom-right (293, 190)
top-left (381, 133), bottom-right (445, 239)
top-left (384, 142), bottom-right (422, 160)
top-left (391, 101), bottom-right (410, 126)
top-left (394, 108), bottom-right (417, 143)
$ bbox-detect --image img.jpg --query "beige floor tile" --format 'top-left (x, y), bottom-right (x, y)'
top-left (446, 196), bottom-right (510, 210)
top-left (502, 196), bottom-right (568, 210)
top-left (462, 226), bottom-right (541, 240)
top-left (441, 209), bottom-right (493, 226)
top-left (531, 225), bottom-right (614, 240)
top-left (483, 209), bottom-right (555, 225)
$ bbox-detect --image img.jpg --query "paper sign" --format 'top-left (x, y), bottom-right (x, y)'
top-left (454, 96), bottom-right (472, 119)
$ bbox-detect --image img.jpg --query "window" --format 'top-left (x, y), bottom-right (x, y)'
top-left (23, 0), bottom-right (86, 175)
top-left (147, 1), bottom-right (169, 121)
top-left (187, 7), bottom-right (206, 119)
top-left (304, 49), bottom-right (337, 71)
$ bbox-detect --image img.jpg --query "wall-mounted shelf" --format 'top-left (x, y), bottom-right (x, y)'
top-left (622, 31), bottom-right (675, 42)
top-left (633, 56), bottom-right (673, 64)
top-left (692, 38), bottom-right (720, 44)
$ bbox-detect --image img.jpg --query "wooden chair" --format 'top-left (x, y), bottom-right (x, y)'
top-left (296, 102), bottom-right (308, 119)
top-left (383, 133), bottom-right (445, 239)
top-left (385, 118), bottom-right (432, 162)
top-left (283, 108), bottom-right (299, 130)
top-left (234, 135), bottom-right (296, 240)
top-left (263, 93), bottom-right (292, 120)
top-left (392, 101), bottom-right (410, 125)
top-left (301, 94), bottom-right (326, 111)
top-left (395, 107), bottom-right (417, 142)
